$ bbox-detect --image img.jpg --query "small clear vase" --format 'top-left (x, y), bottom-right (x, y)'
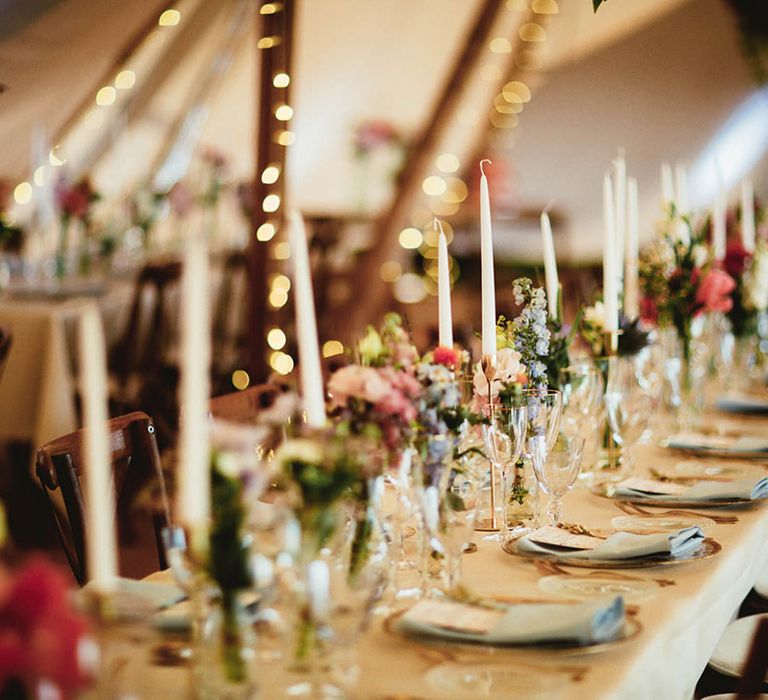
top-left (594, 357), bottom-right (623, 482)
top-left (731, 333), bottom-right (759, 392)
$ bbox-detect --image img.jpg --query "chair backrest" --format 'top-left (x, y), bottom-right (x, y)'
top-left (736, 616), bottom-right (768, 698)
top-left (0, 327), bottom-right (11, 383)
top-left (35, 411), bottom-right (170, 585)
top-left (209, 383), bottom-right (285, 423)
top-left (110, 260), bottom-right (182, 384)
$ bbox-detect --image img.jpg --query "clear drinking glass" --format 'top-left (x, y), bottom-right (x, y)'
top-left (529, 434), bottom-right (585, 525)
top-left (604, 357), bottom-right (654, 478)
top-left (522, 388), bottom-right (563, 450)
top-left (480, 405), bottom-right (527, 539)
top-left (559, 366), bottom-right (603, 435)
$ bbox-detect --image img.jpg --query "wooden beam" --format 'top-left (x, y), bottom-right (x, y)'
top-left (246, 0), bottom-right (295, 381)
top-left (51, 0), bottom-right (179, 152)
top-left (338, 0), bottom-right (506, 341)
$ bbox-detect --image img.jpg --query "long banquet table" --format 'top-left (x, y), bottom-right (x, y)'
top-left (100, 413), bottom-right (768, 700)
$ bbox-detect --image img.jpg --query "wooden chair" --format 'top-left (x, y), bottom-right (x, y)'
top-left (110, 259), bottom-right (182, 392)
top-left (209, 383), bottom-right (288, 423)
top-left (35, 411), bottom-right (170, 585)
top-left (0, 327), bottom-right (12, 383)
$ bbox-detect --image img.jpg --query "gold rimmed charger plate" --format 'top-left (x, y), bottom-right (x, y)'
top-left (501, 536), bottom-right (721, 569)
top-left (659, 437), bottom-right (768, 460)
top-left (383, 605), bottom-right (642, 658)
top-left (590, 482), bottom-right (764, 508)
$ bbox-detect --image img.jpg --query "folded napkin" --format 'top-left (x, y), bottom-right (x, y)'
top-left (79, 577), bottom-right (186, 620)
top-left (399, 596), bottom-right (625, 646)
top-left (616, 476), bottom-right (768, 502)
top-left (716, 394), bottom-right (768, 415)
top-left (516, 526), bottom-right (705, 561)
top-left (666, 433), bottom-right (768, 454)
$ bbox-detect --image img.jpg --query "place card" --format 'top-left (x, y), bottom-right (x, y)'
top-left (403, 599), bottom-right (504, 634)
top-left (618, 477), bottom-right (688, 495)
top-left (528, 526), bottom-right (604, 551)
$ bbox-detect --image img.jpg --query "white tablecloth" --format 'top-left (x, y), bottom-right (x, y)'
top-left (95, 428), bottom-right (768, 700)
top-left (0, 283), bottom-right (133, 472)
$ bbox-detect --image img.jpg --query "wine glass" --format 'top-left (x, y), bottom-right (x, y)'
top-left (480, 405), bottom-right (527, 540)
top-left (522, 388), bottom-right (563, 449)
top-left (559, 365), bottom-right (603, 436)
top-left (604, 357), bottom-right (654, 478)
top-left (529, 434), bottom-right (585, 525)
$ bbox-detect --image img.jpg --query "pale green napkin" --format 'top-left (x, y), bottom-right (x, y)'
top-left (617, 477), bottom-right (768, 502)
top-left (516, 526), bottom-right (705, 560)
top-left (399, 597), bottom-right (625, 646)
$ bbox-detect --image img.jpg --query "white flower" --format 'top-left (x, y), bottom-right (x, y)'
top-left (276, 438), bottom-right (323, 467)
top-left (584, 302), bottom-right (605, 329)
top-left (692, 243), bottom-right (709, 268)
top-left (747, 245), bottom-right (768, 312)
top-left (472, 347), bottom-right (525, 399)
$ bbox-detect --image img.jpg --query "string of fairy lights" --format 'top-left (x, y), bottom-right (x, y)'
top-left (382, 0), bottom-right (557, 307)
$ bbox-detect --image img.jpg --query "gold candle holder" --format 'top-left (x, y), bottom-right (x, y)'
top-left (475, 354), bottom-right (501, 532)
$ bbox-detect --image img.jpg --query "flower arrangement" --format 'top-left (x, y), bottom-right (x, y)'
top-left (639, 220), bottom-right (736, 362)
top-left (579, 302), bottom-right (650, 358)
top-left (56, 177), bottom-right (100, 226)
top-left (352, 120), bottom-right (404, 158)
top-left (0, 557), bottom-right (97, 699)
top-left (327, 314), bottom-right (420, 460)
top-left (724, 239), bottom-right (768, 338)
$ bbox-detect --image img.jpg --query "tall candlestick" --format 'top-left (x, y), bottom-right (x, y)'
top-left (603, 174), bottom-right (619, 333)
top-left (614, 151), bottom-right (626, 288)
top-left (540, 208), bottom-right (559, 320)
top-left (741, 179), bottom-right (756, 253)
top-left (661, 162), bottom-right (675, 211)
top-left (479, 160), bottom-right (497, 357)
top-left (288, 210), bottom-right (326, 427)
top-left (436, 219), bottom-right (453, 348)
top-left (675, 164), bottom-right (689, 216)
top-left (79, 305), bottom-right (118, 590)
top-left (177, 234), bottom-right (211, 530)
top-left (713, 191), bottom-right (727, 262)
top-left (625, 177), bottom-right (640, 320)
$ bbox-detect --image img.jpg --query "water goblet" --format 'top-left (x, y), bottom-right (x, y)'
top-left (559, 365), bottom-right (603, 436)
top-left (528, 434), bottom-right (585, 525)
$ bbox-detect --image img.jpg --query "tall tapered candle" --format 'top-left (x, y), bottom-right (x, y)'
top-left (288, 210), bottom-right (326, 427)
top-left (675, 164), bottom-right (689, 216)
top-left (713, 192), bottom-right (727, 261)
top-left (661, 162), bottom-right (675, 211)
top-left (603, 174), bottom-right (619, 333)
top-left (614, 151), bottom-right (626, 287)
top-left (625, 177), bottom-right (640, 320)
top-left (741, 179), bottom-right (756, 253)
top-left (177, 234), bottom-right (211, 529)
top-left (79, 305), bottom-right (118, 590)
top-left (436, 219), bottom-right (453, 348)
top-left (479, 160), bottom-right (496, 357)
top-left (540, 208), bottom-right (559, 320)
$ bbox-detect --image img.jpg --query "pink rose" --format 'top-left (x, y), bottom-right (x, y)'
top-left (327, 366), bottom-right (389, 407)
top-left (433, 346), bottom-right (459, 369)
top-left (695, 268), bottom-right (736, 315)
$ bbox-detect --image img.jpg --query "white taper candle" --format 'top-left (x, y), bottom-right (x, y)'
top-left (713, 192), bottom-right (727, 262)
top-left (625, 177), bottom-right (640, 320)
top-left (603, 174), bottom-right (619, 332)
top-left (661, 162), bottom-right (675, 211)
top-left (614, 151), bottom-right (626, 288)
top-left (540, 208), bottom-right (559, 320)
top-left (436, 219), bottom-right (453, 348)
top-left (288, 210), bottom-right (326, 427)
top-left (79, 305), bottom-right (118, 590)
top-left (177, 234), bottom-right (211, 529)
top-left (675, 164), bottom-right (689, 216)
top-left (741, 179), bottom-right (756, 253)
top-left (479, 160), bottom-right (497, 357)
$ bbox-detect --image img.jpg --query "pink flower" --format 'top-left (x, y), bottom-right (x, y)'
top-left (433, 346), bottom-right (459, 369)
top-left (695, 268), bottom-right (736, 315)
top-left (327, 365), bottom-right (389, 407)
top-left (168, 182), bottom-right (194, 217)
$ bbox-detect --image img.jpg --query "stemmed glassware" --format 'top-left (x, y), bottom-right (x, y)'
top-left (480, 405), bottom-right (527, 540)
top-left (529, 435), bottom-right (585, 525)
top-left (604, 357), bottom-right (654, 479)
top-left (559, 366), bottom-right (603, 435)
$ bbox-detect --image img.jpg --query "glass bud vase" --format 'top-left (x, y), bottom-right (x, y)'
top-left (594, 357), bottom-right (623, 481)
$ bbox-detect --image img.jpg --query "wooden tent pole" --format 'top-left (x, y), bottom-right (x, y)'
top-left (338, 0), bottom-right (505, 341)
top-left (246, 0), bottom-right (295, 381)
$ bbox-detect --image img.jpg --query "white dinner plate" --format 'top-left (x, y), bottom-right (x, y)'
top-left (708, 613), bottom-right (768, 679)
top-left (655, 460), bottom-right (765, 482)
top-left (537, 574), bottom-right (659, 603)
top-left (611, 514), bottom-right (717, 537)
